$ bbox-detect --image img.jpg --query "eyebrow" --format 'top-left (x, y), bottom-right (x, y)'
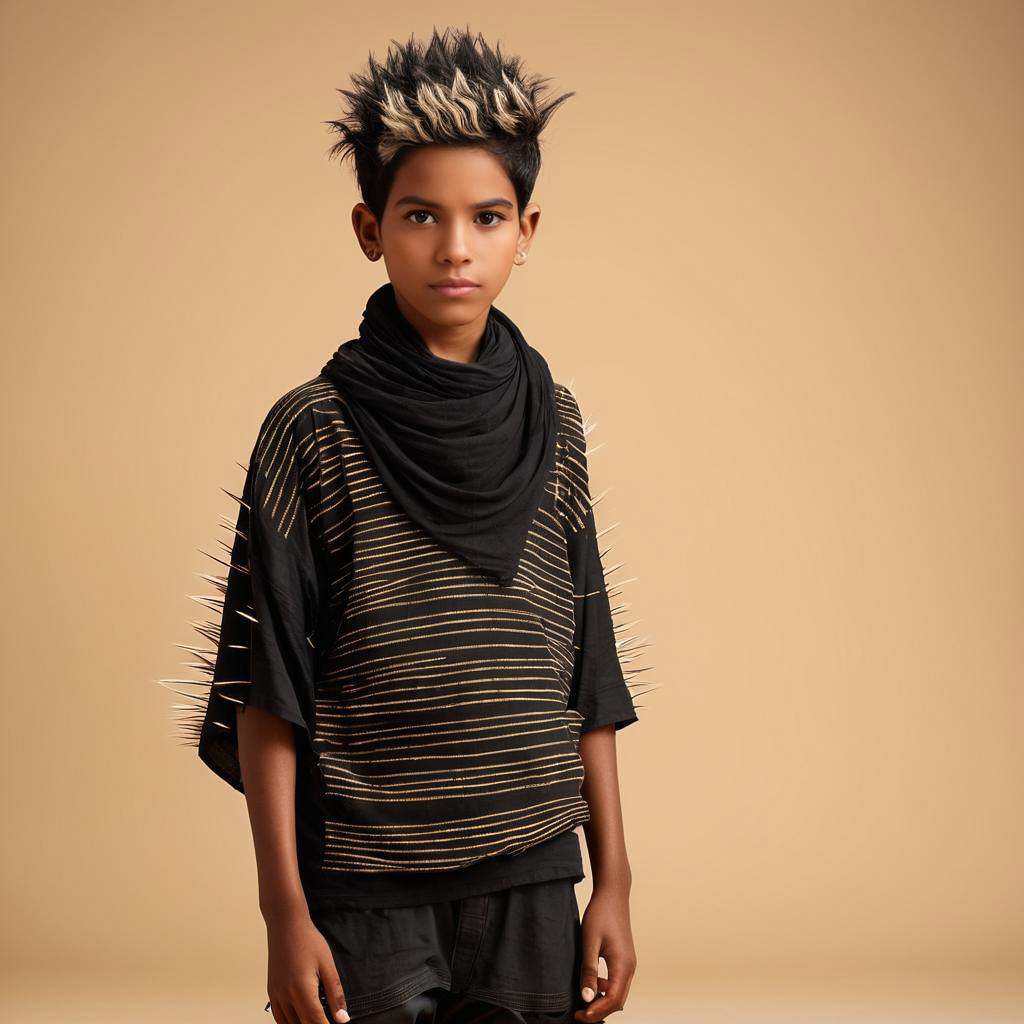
top-left (394, 194), bottom-right (515, 211)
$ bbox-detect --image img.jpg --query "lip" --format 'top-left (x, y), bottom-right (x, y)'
top-left (430, 279), bottom-right (480, 298)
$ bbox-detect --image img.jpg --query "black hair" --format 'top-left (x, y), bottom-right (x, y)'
top-left (324, 26), bottom-right (575, 220)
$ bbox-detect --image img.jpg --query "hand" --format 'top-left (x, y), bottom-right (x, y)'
top-left (265, 910), bottom-right (350, 1024)
top-left (574, 886), bottom-right (637, 1021)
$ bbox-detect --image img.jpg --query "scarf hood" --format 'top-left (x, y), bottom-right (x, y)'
top-left (320, 282), bottom-right (557, 586)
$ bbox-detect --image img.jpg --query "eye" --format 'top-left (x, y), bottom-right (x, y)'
top-left (403, 209), bottom-right (508, 226)
top-left (477, 211), bottom-right (507, 226)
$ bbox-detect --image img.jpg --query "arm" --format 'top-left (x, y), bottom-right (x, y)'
top-left (580, 726), bottom-right (633, 895)
top-left (559, 389), bottom-right (642, 1022)
top-left (237, 707), bottom-right (350, 1024)
top-left (576, 728), bottom-right (637, 1023)
top-left (236, 706), bottom-right (307, 923)
top-left (210, 398), bottom-right (352, 1024)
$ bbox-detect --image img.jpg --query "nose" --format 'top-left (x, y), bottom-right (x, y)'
top-left (437, 223), bottom-right (471, 265)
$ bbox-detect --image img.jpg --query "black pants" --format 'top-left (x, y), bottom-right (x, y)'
top-left (302, 878), bottom-right (601, 1023)
top-left (349, 985), bottom-right (575, 1022)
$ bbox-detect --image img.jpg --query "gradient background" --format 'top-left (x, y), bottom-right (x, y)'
top-left (2, 2), bottom-right (1022, 1022)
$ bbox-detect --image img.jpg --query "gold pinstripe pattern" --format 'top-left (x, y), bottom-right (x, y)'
top-left (306, 379), bottom-right (588, 871)
top-left (160, 375), bottom-right (655, 875)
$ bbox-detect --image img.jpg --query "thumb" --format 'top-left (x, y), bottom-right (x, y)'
top-left (319, 958), bottom-right (349, 1023)
top-left (579, 935), bottom-right (601, 1003)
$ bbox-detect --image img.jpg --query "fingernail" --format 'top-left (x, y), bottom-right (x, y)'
top-left (336, 1010), bottom-right (350, 1022)
top-left (582, 987), bottom-right (595, 1001)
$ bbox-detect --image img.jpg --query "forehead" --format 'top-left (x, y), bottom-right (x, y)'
top-left (388, 145), bottom-right (515, 205)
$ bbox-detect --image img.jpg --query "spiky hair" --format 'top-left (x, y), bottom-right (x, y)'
top-left (324, 26), bottom-right (575, 219)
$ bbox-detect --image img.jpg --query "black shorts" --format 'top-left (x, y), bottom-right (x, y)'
top-left (296, 877), bottom-right (603, 1023)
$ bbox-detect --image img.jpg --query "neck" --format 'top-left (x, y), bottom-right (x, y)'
top-left (393, 287), bottom-right (487, 364)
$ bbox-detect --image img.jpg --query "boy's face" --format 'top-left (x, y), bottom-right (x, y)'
top-left (353, 145), bottom-right (539, 348)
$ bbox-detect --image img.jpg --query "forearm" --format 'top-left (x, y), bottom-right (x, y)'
top-left (236, 705), bottom-right (310, 925)
top-left (579, 724), bottom-right (632, 893)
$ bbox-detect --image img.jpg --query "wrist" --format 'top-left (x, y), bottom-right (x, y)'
top-left (260, 892), bottom-right (310, 929)
top-left (591, 870), bottom-right (633, 898)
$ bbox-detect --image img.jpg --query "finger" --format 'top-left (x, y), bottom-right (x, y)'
top-left (271, 998), bottom-right (300, 1024)
top-left (599, 949), bottom-right (637, 1012)
top-left (578, 935), bottom-right (602, 1005)
top-left (619, 955), bottom-right (637, 1010)
top-left (601, 947), bottom-right (636, 997)
top-left (319, 958), bottom-right (350, 1023)
top-left (574, 973), bottom-right (608, 1022)
top-left (296, 986), bottom-right (331, 1024)
top-left (581, 969), bottom-right (628, 1021)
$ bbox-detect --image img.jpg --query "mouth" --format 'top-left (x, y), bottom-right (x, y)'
top-left (430, 281), bottom-right (480, 298)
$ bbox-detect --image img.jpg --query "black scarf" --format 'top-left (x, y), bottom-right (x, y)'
top-left (320, 282), bottom-right (557, 587)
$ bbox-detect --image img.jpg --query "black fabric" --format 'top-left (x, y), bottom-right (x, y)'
top-left (319, 282), bottom-right (557, 587)
top-left (298, 826), bottom-right (584, 911)
top-left (193, 377), bottom-right (639, 909)
top-left (284, 877), bottom-right (602, 1022)
top-left (565, 504), bottom-right (641, 735)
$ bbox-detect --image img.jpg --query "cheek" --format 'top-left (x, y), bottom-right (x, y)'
top-left (383, 238), bottom-right (434, 273)
top-left (388, 230), bottom-right (428, 253)
top-left (479, 229), bottom-right (518, 262)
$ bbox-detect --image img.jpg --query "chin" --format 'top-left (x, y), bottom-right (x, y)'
top-left (430, 305), bottom-right (486, 329)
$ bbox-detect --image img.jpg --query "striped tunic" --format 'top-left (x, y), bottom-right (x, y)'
top-left (172, 374), bottom-right (645, 907)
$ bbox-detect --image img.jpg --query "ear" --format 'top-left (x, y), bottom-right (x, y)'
top-left (352, 202), bottom-right (382, 254)
top-left (517, 201), bottom-right (541, 252)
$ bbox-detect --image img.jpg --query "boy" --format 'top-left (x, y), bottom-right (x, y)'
top-left (166, 26), bottom-right (651, 1024)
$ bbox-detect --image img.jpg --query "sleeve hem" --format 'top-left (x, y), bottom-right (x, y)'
top-left (579, 703), bottom-right (639, 734)
top-left (242, 689), bottom-right (311, 736)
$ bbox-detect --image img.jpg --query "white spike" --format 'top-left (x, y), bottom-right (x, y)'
top-left (562, 378), bottom-right (657, 724)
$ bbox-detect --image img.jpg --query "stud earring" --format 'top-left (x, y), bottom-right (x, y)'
top-left (515, 251), bottom-right (527, 265)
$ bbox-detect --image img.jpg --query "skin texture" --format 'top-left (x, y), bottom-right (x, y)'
top-left (352, 144), bottom-right (539, 365)
top-left (236, 708), bottom-right (343, 1023)
top-left (575, 725), bottom-right (636, 1022)
top-left (238, 144), bottom-right (637, 1024)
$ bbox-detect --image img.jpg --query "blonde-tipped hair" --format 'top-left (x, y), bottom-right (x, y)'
top-left (325, 26), bottom-right (575, 217)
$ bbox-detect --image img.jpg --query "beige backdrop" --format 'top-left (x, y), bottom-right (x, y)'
top-left (2, 2), bottom-right (1022, 1022)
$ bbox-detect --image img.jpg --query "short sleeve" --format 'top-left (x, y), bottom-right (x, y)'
top-left (194, 400), bottom-right (323, 794)
top-left (561, 391), bottom-right (641, 735)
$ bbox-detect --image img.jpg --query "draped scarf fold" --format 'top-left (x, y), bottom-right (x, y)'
top-left (319, 282), bottom-right (557, 586)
